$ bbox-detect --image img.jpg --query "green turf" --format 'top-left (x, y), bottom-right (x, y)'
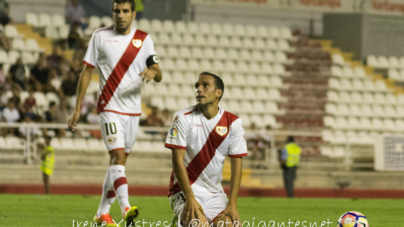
top-left (0, 194), bottom-right (403, 227)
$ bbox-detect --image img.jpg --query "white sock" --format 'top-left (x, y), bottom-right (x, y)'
top-left (109, 165), bottom-right (131, 216)
top-left (96, 169), bottom-right (116, 217)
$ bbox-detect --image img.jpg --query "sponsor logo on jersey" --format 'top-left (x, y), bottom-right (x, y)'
top-left (132, 39), bottom-right (143, 48)
top-left (108, 137), bottom-right (117, 145)
top-left (216, 126), bottom-right (228, 136)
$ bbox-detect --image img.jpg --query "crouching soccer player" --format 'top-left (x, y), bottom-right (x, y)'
top-left (165, 72), bottom-right (247, 227)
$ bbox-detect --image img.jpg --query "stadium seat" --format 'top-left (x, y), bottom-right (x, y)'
top-left (101, 16), bottom-right (113, 27)
top-left (8, 51), bottom-right (20, 64)
top-left (230, 87), bottom-right (244, 100)
top-left (262, 115), bottom-right (282, 129)
top-left (254, 38), bottom-right (266, 50)
top-left (333, 131), bottom-right (346, 143)
top-left (383, 119), bottom-right (395, 131)
top-left (372, 105), bottom-right (384, 117)
top-left (277, 40), bottom-right (291, 51)
top-left (359, 117), bottom-right (371, 130)
top-left (332, 53), bottom-right (345, 65)
top-left (0, 50), bottom-right (7, 63)
top-left (210, 23), bottom-right (222, 36)
top-left (177, 98), bottom-right (190, 109)
top-left (384, 105), bottom-right (396, 118)
top-left (5, 25), bottom-right (23, 38)
top-left (388, 56), bottom-right (400, 68)
top-left (257, 25), bottom-right (268, 37)
top-left (371, 118), bottom-right (383, 130)
top-left (230, 37), bottom-right (242, 48)
top-left (239, 50), bottom-right (251, 61)
top-left (268, 26), bottom-right (280, 38)
top-left (239, 114), bottom-right (251, 127)
top-left (151, 97), bottom-right (165, 109)
top-left (339, 91), bottom-right (352, 103)
top-left (151, 19), bottom-right (163, 32)
top-left (251, 50), bottom-right (263, 62)
top-left (388, 69), bottom-right (399, 80)
top-left (234, 24), bottom-right (245, 37)
top-left (331, 65), bottom-right (342, 77)
top-left (339, 79), bottom-right (352, 91)
top-left (25, 39), bottom-right (43, 52)
top-left (338, 104), bottom-right (350, 116)
top-left (45, 26), bottom-right (59, 39)
top-left (239, 101), bottom-right (253, 114)
top-left (155, 46), bottom-right (166, 57)
top-left (12, 38), bottom-right (26, 51)
top-left (227, 100), bottom-right (240, 113)
top-left (198, 22), bottom-right (210, 35)
top-left (377, 56), bottom-right (389, 68)
top-left (327, 91), bottom-right (339, 102)
top-left (88, 16), bottom-right (101, 29)
top-left (215, 49), bottom-right (227, 60)
top-left (174, 21), bottom-right (186, 33)
top-left (39, 13), bottom-right (52, 27)
top-left (26, 12), bottom-right (39, 26)
top-left (354, 66), bottom-right (366, 77)
top-left (46, 92), bottom-right (59, 105)
top-left (245, 25), bottom-right (257, 37)
top-left (74, 138), bottom-right (89, 151)
top-left (249, 114), bottom-right (263, 125)
top-left (375, 80), bottom-right (387, 91)
top-left (87, 139), bottom-right (104, 152)
top-left (21, 52), bottom-right (35, 64)
top-left (58, 25), bottom-right (70, 39)
top-left (367, 55), bottom-right (378, 67)
top-left (164, 97), bottom-right (178, 111)
top-left (52, 13), bottom-right (66, 27)
top-left (200, 60), bottom-right (212, 70)
top-left (171, 34), bottom-right (184, 45)
top-left (167, 84), bottom-right (182, 96)
top-left (266, 39), bottom-right (277, 50)
top-left (60, 138), bottom-right (75, 150)
top-left (242, 38), bottom-right (254, 49)
top-left (252, 101), bottom-right (266, 114)
top-left (332, 147), bottom-right (346, 158)
top-left (157, 33), bottom-right (171, 45)
top-left (222, 23), bottom-right (234, 36)
top-left (227, 49), bottom-right (239, 60)
top-left (138, 19), bottom-right (150, 31)
top-left (280, 27), bottom-right (293, 40)
top-left (166, 46), bottom-right (178, 58)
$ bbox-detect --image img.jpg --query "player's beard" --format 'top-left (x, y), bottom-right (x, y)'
top-left (115, 22), bottom-right (130, 34)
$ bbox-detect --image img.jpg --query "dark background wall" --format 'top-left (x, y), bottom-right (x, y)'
top-left (81, 0), bottom-right (187, 21)
top-left (323, 13), bottom-right (404, 61)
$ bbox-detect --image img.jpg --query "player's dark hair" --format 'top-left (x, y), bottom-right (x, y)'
top-left (287, 136), bottom-right (295, 143)
top-left (113, 0), bottom-right (135, 12)
top-left (49, 101), bottom-right (56, 108)
top-left (199, 72), bottom-right (225, 101)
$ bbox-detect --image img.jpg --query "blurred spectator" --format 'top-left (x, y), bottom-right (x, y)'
top-left (0, 64), bottom-right (6, 86)
top-left (161, 108), bottom-right (172, 127)
top-left (9, 58), bottom-right (27, 90)
top-left (87, 105), bottom-right (102, 138)
top-left (0, 86), bottom-right (6, 108)
top-left (47, 46), bottom-right (63, 73)
top-left (135, 0), bottom-right (145, 20)
top-left (24, 89), bottom-right (36, 110)
top-left (146, 106), bottom-right (163, 127)
top-left (245, 123), bottom-right (267, 169)
top-left (18, 114), bottom-right (39, 138)
top-left (30, 54), bottom-right (55, 93)
top-left (0, 0), bottom-right (12, 26)
top-left (68, 22), bottom-right (86, 50)
top-left (3, 98), bottom-right (19, 135)
top-left (65, 0), bottom-right (87, 29)
top-left (9, 87), bottom-right (21, 111)
top-left (54, 99), bottom-right (68, 137)
top-left (60, 71), bottom-right (78, 99)
top-left (2, 98), bottom-right (19, 123)
top-left (25, 106), bottom-right (37, 121)
top-left (44, 101), bottom-right (57, 123)
top-left (0, 26), bottom-right (10, 51)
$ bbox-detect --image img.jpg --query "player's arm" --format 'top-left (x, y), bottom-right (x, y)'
top-left (68, 65), bottom-right (93, 131)
top-left (171, 148), bottom-right (206, 224)
top-left (140, 61), bottom-right (162, 83)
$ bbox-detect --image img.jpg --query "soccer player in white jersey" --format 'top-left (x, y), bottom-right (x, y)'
top-left (68, 0), bottom-right (162, 226)
top-left (165, 72), bottom-right (247, 227)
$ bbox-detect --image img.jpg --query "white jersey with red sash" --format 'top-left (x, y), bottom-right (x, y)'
top-left (165, 106), bottom-right (248, 196)
top-left (83, 26), bottom-right (156, 115)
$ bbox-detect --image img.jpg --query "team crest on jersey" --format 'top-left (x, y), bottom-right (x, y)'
top-left (132, 39), bottom-right (143, 48)
top-left (216, 126), bottom-right (228, 136)
top-left (108, 137), bottom-right (117, 145)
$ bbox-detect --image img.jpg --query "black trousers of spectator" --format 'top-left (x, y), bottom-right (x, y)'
top-left (283, 166), bottom-right (297, 197)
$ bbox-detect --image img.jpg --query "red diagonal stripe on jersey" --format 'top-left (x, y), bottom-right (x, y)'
top-left (97, 29), bottom-right (148, 113)
top-left (168, 111), bottom-right (239, 196)
top-left (106, 190), bottom-right (116, 198)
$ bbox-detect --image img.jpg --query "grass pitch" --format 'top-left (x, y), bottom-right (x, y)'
top-left (0, 194), bottom-right (403, 226)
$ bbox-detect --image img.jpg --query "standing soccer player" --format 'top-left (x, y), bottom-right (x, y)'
top-left (165, 72), bottom-right (247, 227)
top-left (68, 0), bottom-right (162, 226)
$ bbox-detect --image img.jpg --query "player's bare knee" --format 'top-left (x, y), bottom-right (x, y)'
top-left (214, 216), bottom-right (234, 227)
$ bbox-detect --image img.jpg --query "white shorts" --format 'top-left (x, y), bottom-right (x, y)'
top-left (170, 192), bottom-right (228, 226)
top-left (99, 111), bottom-right (140, 154)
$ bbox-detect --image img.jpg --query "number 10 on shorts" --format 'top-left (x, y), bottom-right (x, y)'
top-left (104, 122), bottom-right (117, 136)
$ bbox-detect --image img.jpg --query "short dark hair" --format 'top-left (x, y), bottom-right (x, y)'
top-left (113, 0), bottom-right (135, 12)
top-left (287, 136), bottom-right (295, 143)
top-left (49, 101), bottom-right (56, 108)
top-left (199, 72), bottom-right (225, 101)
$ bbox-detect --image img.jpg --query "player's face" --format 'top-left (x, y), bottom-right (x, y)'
top-left (112, 3), bottom-right (136, 34)
top-left (195, 75), bottom-right (222, 106)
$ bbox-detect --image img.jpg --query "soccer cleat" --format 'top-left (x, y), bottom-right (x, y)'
top-left (123, 206), bottom-right (139, 227)
top-left (94, 213), bottom-right (119, 227)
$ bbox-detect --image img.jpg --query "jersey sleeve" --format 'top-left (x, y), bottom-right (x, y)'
top-left (83, 32), bottom-right (99, 68)
top-left (228, 118), bottom-right (248, 158)
top-left (143, 35), bottom-right (157, 59)
top-left (165, 113), bottom-right (189, 150)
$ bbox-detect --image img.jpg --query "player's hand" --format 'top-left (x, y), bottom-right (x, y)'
top-left (219, 204), bottom-right (240, 225)
top-left (140, 68), bottom-right (157, 83)
top-left (68, 110), bottom-right (80, 132)
top-left (181, 198), bottom-right (205, 226)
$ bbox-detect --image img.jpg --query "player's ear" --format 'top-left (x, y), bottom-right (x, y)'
top-left (215, 88), bottom-right (222, 99)
top-left (132, 10), bottom-right (136, 20)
